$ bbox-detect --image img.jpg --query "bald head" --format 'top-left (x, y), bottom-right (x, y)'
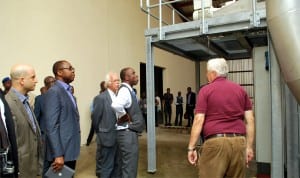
top-left (10, 64), bottom-right (33, 80)
top-left (10, 64), bottom-right (37, 95)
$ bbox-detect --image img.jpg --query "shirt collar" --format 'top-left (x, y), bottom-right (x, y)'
top-left (121, 82), bottom-right (133, 92)
top-left (56, 80), bottom-right (70, 91)
top-left (107, 88), bottom-right (116, 97)
top-left (211, 76), bottom-right (226, 83)
top-left (11, 87), bottom-right (28, 103)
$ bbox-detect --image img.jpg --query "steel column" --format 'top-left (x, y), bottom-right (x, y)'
top-left (146, 36), bottom-right (156, 173)
top-left (269, 40), bottom-right (284, 178)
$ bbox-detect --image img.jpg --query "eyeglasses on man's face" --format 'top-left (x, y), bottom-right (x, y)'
top-left (59, 66), bottom-right (75, 71)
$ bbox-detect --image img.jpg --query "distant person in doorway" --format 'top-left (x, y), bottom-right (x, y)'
top-left (139, 91), bottom-right (147, 131)
top-left (155, 92), bottom-right (161, 127)
top-left (175, 91), bottom-right (183, 126)
top-left (163, 88), bottom-right (173, 126)
top-left (185, 87), bottom-right (196, 127)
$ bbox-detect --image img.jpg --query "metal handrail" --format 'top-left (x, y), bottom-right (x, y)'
top-left (140, 0), bottom-right (191, 39)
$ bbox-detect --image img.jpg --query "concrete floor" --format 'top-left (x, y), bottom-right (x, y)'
top-left (74, 127), bottom-right (258, 178)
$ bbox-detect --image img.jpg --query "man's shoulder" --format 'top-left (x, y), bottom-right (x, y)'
top-left (5, 90), bottom-right (16, 101)
top-left (95, 91), bottom-right (108, 99)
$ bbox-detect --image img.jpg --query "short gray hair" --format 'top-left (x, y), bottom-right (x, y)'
top-left (104, 73), bottom-right (111, 88)
top-left (104, 72), bottom-right (117, 88)
top-left (207, 58), bottom-right (229, 77)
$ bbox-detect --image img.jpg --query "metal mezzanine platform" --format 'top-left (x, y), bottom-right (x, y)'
top-left (141, 0), bottom-right (267, 174)
top-left (145, 7), bottom-right (267, 61)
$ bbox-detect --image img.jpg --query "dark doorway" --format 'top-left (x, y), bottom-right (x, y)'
top-left (139, 63), bottom-right (164, 98)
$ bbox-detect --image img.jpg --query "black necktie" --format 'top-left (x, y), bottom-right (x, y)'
top-left (0, 110), bottom-right (9, 149)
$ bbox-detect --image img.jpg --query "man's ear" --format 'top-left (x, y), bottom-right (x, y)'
top-left (19, 77), bottom-right (25, 86)
top-left (56, 70), bottom-right (63, 77)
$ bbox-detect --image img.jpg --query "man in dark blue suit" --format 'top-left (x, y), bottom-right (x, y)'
top-left (0, 91), bottom-right (19, 177)
top-left (34, 76), bottom-right (55, 126)
top-left (43, 60), bottom-right (80, 175)
top-left (34, 76), bottom-right (55, 177)
top-left (92, 72), bottom-right (121, 178)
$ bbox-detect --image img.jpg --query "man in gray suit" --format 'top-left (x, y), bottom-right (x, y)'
top-left (92, 72), bottom-right (121, 178)
top-left (5, 64), bottom-right (41, 178)
top-left (43, 60), bottom-right (80, 175)
top-left (111, 67), bottom-right (144, 178)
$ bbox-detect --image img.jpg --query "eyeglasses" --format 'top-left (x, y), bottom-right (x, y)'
top-left (59, 66), bottom-right (75, 71)
top-left (111, 79), bottom-right (120, 83)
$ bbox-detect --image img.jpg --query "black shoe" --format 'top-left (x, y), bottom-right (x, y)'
top-left (86, 143), bottom-right (90, 146)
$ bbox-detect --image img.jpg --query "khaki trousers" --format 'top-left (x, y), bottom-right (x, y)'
top-left (198, 136), bottom-right (246, 178)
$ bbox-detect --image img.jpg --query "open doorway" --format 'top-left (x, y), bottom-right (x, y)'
top-left (139, 63), bottom-right (164, 98)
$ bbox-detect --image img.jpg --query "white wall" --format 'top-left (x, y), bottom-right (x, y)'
top-left (253, 46), bottom-right (271, 163)
top-left (0, 0), bottom-right (196, 143)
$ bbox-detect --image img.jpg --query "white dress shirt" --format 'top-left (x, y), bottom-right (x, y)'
top-left (111, 83), bottom-right (133, 130)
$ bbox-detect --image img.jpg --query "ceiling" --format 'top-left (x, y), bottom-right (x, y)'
top-left (150, 0), bottom-right (268, 61)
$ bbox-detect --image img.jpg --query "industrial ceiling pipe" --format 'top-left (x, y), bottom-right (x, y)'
top-left (267, 0), bottom-right (300, 103)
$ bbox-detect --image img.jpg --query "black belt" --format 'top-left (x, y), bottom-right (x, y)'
top-left (205, 133), bottom-right (245, 141)
top-left (118, 128), bottom-right (138, 133)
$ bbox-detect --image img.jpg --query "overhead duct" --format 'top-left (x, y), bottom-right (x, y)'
top-left (267, 0), bottom-right (300, 103)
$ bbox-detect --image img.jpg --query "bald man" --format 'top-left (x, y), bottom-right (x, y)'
top-left (5, 64), bottom-right (41, 178)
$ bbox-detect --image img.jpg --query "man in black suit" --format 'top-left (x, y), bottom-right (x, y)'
top-left (163, 88), bottom-right (173, 126)
top-left (0, 90), bottom-right (19, 177)
top-left (92, 72), bottom-right (121, 178)
top-left (186, 87), bottom-right (196, 127)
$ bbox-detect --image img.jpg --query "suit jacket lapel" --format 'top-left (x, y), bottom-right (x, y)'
top-left (55, 82), bottom-right (79, 115)
top-left (105, 90), bottom-right (112, 104)
top-left (8, 91), bottom-right (39, 135)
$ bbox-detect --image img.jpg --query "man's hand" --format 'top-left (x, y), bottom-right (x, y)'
top-left (117, 114), bottom-right (131, 124)
top-left (187, 150), bottom-right (198, 166)
top-left (52, 156), bottom-right (64, 172)
top-left (246, 147), bottom-right (254, 168)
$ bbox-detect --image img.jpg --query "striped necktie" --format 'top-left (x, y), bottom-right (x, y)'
top-left (24, 99), bottom-right (37, 132)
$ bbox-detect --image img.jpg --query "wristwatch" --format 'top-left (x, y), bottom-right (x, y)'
top-left (187, 147), bottom-right (196, 152)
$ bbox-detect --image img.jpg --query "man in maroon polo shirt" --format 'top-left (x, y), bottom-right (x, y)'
top-left (187, 58), bottom-right (255, 178)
